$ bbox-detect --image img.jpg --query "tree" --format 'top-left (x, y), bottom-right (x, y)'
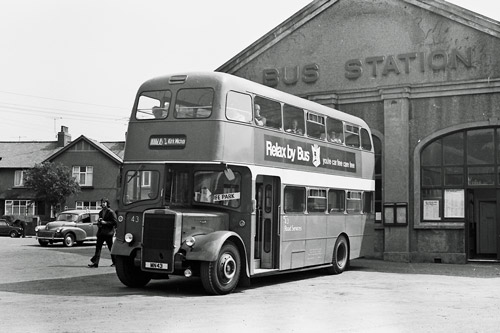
top-left (24, 162), bottom-right (81, 215)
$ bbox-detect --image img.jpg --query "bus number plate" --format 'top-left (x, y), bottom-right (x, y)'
top-left (145, 262), bottom-right (168, 270)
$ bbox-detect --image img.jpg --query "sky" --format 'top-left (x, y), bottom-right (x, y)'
top-left (0, 0), bottom-right (499, 142)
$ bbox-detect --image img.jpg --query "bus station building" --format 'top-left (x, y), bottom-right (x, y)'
top-left (217, 0), bottom-right (500, 263)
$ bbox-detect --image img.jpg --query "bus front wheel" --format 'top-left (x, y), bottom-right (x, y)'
top-left (115, 255), bottom-right (152, 288)
top-left (200, 242), bottom-right (241, 295)
top-left (326, 235), bottom-right (349, 275)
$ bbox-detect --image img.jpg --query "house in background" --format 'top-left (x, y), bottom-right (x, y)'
top-left (0, 126), bottom-right (124, 234)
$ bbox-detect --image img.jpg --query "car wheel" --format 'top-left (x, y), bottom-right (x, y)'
top-left (63, 233), bottom-right (76, 247)
top-left (200, 241), bottom-right (241, 295)
top-left (9, 231), bottom-right (17, 238)
top-left (115, 255), bottom-right (152, 287)
top-left (38, 240), bottom-right (49, 247)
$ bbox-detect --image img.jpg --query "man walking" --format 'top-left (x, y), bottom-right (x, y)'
top-left (88, 198), bottom-right (117, 268)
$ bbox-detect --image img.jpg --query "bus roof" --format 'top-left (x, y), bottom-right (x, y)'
top-left (137, 72), bottom-right (369, 128)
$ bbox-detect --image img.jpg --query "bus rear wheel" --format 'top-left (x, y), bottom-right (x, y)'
top-left (200, 242), bottom-right (241, 295)
top-left (326, 235), bottom-right (349, 275)
top-left (115, 255), bottom-right (152, 288)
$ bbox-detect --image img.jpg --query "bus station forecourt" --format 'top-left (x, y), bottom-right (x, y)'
top-left (1, 237), bottom-right (500, 332)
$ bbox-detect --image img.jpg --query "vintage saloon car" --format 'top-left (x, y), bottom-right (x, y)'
top-left (35, 209), bottom-right (100, 247)
top-left (0, 219), bottom-right (24, 238)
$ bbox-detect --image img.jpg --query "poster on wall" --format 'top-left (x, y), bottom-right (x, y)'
top-left (444, 189), bottom-right (464, 218)
top-left (423, 200), bottom-right (440, 220)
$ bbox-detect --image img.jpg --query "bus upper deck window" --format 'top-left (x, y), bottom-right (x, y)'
top-left (306, 112), bottom-right (325, 139)
top-left (345, 124), bottom-right (360, 148)
top-left (284, 104), bottom-right (304, 135)
top-left (254, 96), bottom-right (282, 129)
top-left (226, 91), bottom-right (252, 123)
top-left (136, 90), bottom-right (171, 120)
top-left (326, 117), bottom-right (344, 144)
top-left (175, 88), bottom-right (214, 119)
top-left (361, 128), bottom-right (372, 150)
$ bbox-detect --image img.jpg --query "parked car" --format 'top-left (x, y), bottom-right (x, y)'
top-left (35, 209), bottom-right (100, 247)
top-left (0, 219), bottom-right (24, 238)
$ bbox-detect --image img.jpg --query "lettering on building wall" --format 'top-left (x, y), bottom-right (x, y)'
top-left (263, 63), bottom-right (319, 87)
top-left (345, 47), bottom-right (472, 79)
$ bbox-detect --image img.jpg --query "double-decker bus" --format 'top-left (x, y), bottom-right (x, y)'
top-left (111, 72), bottom-right (375, 295)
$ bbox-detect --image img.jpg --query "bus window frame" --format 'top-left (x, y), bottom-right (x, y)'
top-left (135, 90), bottom-right (172, 120)
top-left (283, 104), bottom-right (305, 136)
top-left (174, 87), bottom-right (214, 119)
top-left (226, 90), bottom-right (252, 123)
top-left (307, 188), bottom-right (327, 213)
top-left (254, 95), bottom-right (282, 130)
top-left (284, 186), bottom-right (306, 213)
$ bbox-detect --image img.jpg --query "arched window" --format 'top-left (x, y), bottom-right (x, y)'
top-left (420, 127), bottom-right (500, 222)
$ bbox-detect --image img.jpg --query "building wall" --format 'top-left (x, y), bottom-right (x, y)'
top-left (220, 0), bottom-right (500, 263)
top-left (50, 148), bottom-right (120, 210)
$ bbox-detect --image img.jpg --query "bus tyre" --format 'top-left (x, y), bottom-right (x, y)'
top-left (200, 242), bottom-right (241, 295)
top-left (326, 235), bottom-right (349, 275)
top-left (115, 255), bottom-right (152, 288)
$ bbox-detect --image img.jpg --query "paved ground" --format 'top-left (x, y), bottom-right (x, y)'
top-left (1, 237), bottom-right (500, 332)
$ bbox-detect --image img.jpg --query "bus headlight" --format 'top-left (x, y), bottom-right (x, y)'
top-left (124, 233), bottom-right (134, 243)
top-left (185, 236), bottom-right (196, 247)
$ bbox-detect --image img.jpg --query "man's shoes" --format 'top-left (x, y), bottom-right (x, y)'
top-left (88, 263), bottom-right (98, 268)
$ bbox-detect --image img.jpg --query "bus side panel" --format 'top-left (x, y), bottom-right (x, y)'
top-left (346, 214), bottom-right (373, 259)
top-left (305, 214), bottom-right (327, 266)
top-left (280, 215), bottom-right (306, 270)
top-left (325, 214), bottom-right (347, 263)
top-left (221, 122), bottom-right (255, 163)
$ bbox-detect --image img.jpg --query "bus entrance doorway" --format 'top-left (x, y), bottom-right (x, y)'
top-left (255, 176), bottom-right (280, 269)
top-left (467, 189), bottom-right (500, 261)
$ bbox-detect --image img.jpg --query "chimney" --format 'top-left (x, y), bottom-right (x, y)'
top-left (57, 126), bottom-right (71, 147)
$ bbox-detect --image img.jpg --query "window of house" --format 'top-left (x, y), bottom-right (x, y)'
top-left (73, 166), bottom-right (93, 186)
top-left (14, 170), bottom-right (25, 187)
top-left (5, 200), bottom-right (36, 215)
top-left (75, 201), bottom-right (100, 210)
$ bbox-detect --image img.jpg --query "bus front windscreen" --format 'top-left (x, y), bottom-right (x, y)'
top-left (123, 170), bottom-right (160, 205)
top-left (193, 170), bottom-right (241, 208)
